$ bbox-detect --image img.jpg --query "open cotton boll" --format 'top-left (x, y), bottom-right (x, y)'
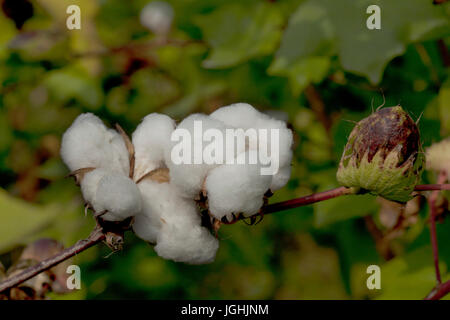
top-left (205, 151), bottom-right (272, 220)
top-left (92, 173), bottom-right (142, 222)
top-left (210, 103), bottom-right (263, 129)
top-left (211, 103), bottom-right (293, 169)
top-left (132, 179), bottom-right (201, 243)
top-left (154, 223), bottom-right (219, 264)
top-left (132, 113), bottom-right (176, 180)
top-left (270, 164), bottom-right (292, 191)
top-left (108, 130), bottom-right (131, 177)
top-left (80, 168), bottom-right (109, 205)
top-left (60, 113), bottom-right (130, 176)
top-left (166, 113), bottom-right (229, 198)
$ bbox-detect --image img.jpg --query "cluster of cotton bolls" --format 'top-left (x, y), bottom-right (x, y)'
top-left (60, 103), bottom-right (293, 264)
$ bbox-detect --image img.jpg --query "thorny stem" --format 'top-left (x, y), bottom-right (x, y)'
top-left (1, 183), bottom-right (450, 295)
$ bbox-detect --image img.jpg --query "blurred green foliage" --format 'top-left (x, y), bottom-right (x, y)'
top-left (0, 0), bottom-right (449, 300)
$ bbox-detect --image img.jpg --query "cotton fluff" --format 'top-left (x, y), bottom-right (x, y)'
top-left (80, 168), bottom-right (109, 205)
top-left (205, 151), bottom-right (272, 221)
top-left (211, 103), bottom-right (293, 188)
top-left (90, 173), bottom-right (142, 222)
top-left (132, 113), bottom-right (176, 180)
top-left (426, 138), bottom-right (450, 174)
top-left (154, 223), bottom-right (219, 264)
top-left (60, 113), bottom-right (130, 176)
top-left (166, 113), bottom-right (231, 198)
top-left (132, 179), bottom-right (201, 243)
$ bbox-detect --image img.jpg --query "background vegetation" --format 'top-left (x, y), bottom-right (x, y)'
top-left (0, 0), bottom-right (449, 299)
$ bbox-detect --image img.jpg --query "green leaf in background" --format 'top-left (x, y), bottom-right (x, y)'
top-left (377, 246), bottom-right (448, 300)
top-left (0, 188), bottom-right (59, 252)
top-left (0, 12), bottom-right (16, 60)
top-left (314, 193), bottom-right (378, 227)
top-left (195, 2), bottom-right (283, 69)
top-left (271, 0), bottom-right (450, 87)
top-left (44, 64), bottom-right (103, 110)
top-left (438, 78), bottom-right (450, 135)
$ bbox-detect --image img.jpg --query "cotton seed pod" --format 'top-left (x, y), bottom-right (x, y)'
top-left (336, 106), bottom-right (424, 203)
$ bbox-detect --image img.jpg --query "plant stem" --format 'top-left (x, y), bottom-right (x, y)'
top-left (425, 280), bottom-right (450, 300)
top-left (262, 186), bottom-right (356, 214)
top-left (1, 183), bottom-right (450, 295)
top-left (428, 171), bottom-right (448, 285)
top-left (0, 226), bottom-right (105, 293)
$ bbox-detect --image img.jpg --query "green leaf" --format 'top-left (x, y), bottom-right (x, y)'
top-left (438, 78), bottom-right (450, 135)
top-left (377, 246), bottom-right (448, 300)
top-left (271, 0), bottom-right (450, 87)
top-left (314, 193), bottom-right (378, 227)
top-left (0, 189), bottom-right (59, 252)
top-left (196, 2), bottom-right (283, 68)
top-left (44, 64), bottom-right (103, 110)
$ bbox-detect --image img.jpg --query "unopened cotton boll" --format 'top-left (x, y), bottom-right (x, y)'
top-left (60, 113), bottom-right (130, 176)
top-left (132, 179), bottom-right (201, 243)
top-left (205, 151), bottom-right (272, 220)
top-left (91, 173), bottom-right (142, 222)
top-left (132, 113), bottom-right (176, 180)
top-left (166, 113), bottom-right (229, 198)
top-left (154, 223), bottom-right (219, 264)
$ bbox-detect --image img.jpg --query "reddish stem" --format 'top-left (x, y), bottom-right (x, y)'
top-left (263, 186), bottom-right (356, 214)
top-left (425, 279), bottom-right (450, 300)
top-left (428, 171), bottom-right (448, 285)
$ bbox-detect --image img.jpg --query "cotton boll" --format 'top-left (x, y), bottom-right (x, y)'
top-left (210, 103), bottom-right (263, 129)
top-left (132, 113), bottom-right (176, 181)
top-left (108, 130), bottom-right (131, 177)
top-left (211, 103), bottom-right (294, 169)
top-left (61, 113), bottom-right (111, 171)
top-left (253, 116), bottom-right (293, 170)
top-left (270, 165), bottom-right (292, 191)
top-left (92, 173), bottom-right (142, 222)
top-left (60, 113), bottom-right (130, 176)
top-left (132, 179), bottom-right (201, 243)
top-left (80, 168), bottom-right (109, 205)
top-left (140, 1), bottom-right (174, 36)
top-left (166, 113), bottom-right (228, 198)
top-left (154, 223), bottom-right (219, 264)
top-left (205, 151), bottom-right (272, 220)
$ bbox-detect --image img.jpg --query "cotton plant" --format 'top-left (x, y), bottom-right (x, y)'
top-left (60, 103), bottom-right (294, 264)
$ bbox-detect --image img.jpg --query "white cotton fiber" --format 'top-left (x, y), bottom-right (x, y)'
top-left (205, 151), bottom-right (272, 220)
top-left (132, 179), bottom-right (201, 243)
top-left (60, 113), bottom-right (130, 176)
top-left (80, 168), bottom-right (109, 205)
top-left (211, 103), bottom-right (294, 169)
top-left (91, 173), bottom-right (142, 221)
top-left (132, 113), bottom-right (176, 181)
top-left (210, 103), bottom-right (263, 129)
top-left (154, 223), bottom-right (219, 264)
top-left (270, 165), bottom-right (292, 191)
top-left (166, 113), bottom-right (228, 198)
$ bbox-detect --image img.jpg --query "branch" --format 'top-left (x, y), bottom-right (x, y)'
top-left (0, 225), bottom-right (105, 293)
top-left (425, 280), bottom-right (450, 300)
top-left (428, 171), bottom-right (448, 284)
top-left (1, 183), bottom-right (450, 294)
top-left (262, 186), bottom-right (356, 215)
